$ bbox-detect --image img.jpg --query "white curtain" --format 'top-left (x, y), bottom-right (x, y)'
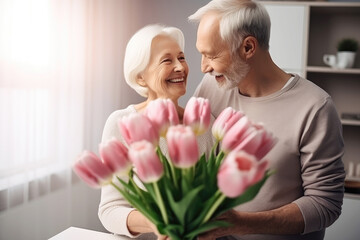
top-left (0, 0), bottom-right (143, 211)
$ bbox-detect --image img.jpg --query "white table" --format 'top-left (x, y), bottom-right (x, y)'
top-left (49, 227), bottom-right (129, 240)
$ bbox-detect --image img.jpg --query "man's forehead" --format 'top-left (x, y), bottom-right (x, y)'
top-left (198, 12), bottom-right (221, 35)
top-left (196, 14), bottom-right (224, 53)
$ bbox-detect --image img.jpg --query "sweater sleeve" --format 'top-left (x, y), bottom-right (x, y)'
top-left (98, 180), bottom-right (138, 237)
top-left (97, 107), bottom-right (140, 237)
top-left (293, 97), bottom-right (345, 234)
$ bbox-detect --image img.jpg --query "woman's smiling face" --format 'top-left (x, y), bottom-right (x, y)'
top-left (138, 34), bottom-right (189, 102)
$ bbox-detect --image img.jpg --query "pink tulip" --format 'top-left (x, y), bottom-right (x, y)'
top-left (183, 97), bottom-right (211, 135)
top-left (128, 140), bottom-right (163, 183)
top-left (144, 99), bottom-right (179, 137)
top-left (217, 151), bottom-right (268, 198)
top-left (99, 138), bottom-right (132, 176)
top-left (73, 150), bottom-right (113, 188)
top-left (252, 124), bottom-right (277, 160)
top-left (118, 112), bottom-right (159, 146)
top-left (221, 116), bottom-right (252, 152)
top-left (212, 107), bottom-right (244, 141)
top-left (222, 118), bottom-right (277, 160)
top-left (166, 125), bottom-right (199, 168)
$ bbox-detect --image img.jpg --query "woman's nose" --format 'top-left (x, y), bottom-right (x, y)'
top-left (174, 60), bottom-right (185, 72)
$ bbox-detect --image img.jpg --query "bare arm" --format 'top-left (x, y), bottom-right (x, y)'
top-left (127, 210), bottom-right (168, 240)
top-left (198, 203), bottom-right (304, 239)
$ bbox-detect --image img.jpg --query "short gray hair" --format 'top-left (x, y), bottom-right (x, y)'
top-left (188, 0), bottom-right (270, 53)
top-left (123, 24), bottom-right (185, 97)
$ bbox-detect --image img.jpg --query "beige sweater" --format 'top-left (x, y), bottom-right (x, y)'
top-left (194, 74), bottom-right (345, 240)
top-left (98, 104), bottom-right (215, 239)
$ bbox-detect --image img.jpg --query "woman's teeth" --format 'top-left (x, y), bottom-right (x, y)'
top-left (167, 78), bottom-right (184, 83)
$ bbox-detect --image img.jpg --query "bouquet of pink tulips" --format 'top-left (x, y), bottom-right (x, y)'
top-left (73, 97), bottom-right (276, 240)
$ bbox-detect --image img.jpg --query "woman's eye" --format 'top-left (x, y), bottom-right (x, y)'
top-left (178, 56), bottom-right (185, 61)
top-left (161, 59), bottom-right (171, 63)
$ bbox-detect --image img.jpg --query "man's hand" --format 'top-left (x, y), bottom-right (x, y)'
top-left (198, 203), bottom-right (305, 239)
top-left (198, 210), bottom-right (242, 240)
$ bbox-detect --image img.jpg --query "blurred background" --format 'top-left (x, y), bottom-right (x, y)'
top-left (0, 0), bottom-right (209, 239)
top-left (1, 0), bottom-right (360, 239)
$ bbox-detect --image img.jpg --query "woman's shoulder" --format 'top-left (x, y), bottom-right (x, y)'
top-left (102, 105), bottom-right (136, 142)
top-left (107, 105), bottom-right (136, 120)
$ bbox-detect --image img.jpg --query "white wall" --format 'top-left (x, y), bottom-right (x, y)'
top-left (0, 174), bottom-right (104, 240)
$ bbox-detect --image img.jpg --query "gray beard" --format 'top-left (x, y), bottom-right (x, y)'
top-left (217, 58), bottom-right (249, 91)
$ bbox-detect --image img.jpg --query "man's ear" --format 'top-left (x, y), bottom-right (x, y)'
top-left (240, 36), bottom-right (257, 60)
top-left (136, 73), bottom-right (146, 87)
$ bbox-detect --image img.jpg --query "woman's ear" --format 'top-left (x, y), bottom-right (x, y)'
top-left (240, 36), bottom-right (257, 60)
top-left (136, 73), bottom-right (146, 87)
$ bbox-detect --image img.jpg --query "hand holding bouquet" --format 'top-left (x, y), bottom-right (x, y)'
top-left (73, 97), bottom-right (276, 240)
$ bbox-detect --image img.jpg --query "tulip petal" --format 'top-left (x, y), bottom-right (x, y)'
top-left (118, 113), bottom-right (159, 146)
top-left (183, 97), bottom-right (211, 135)
top-left (212, 107), bottom-right (244, 140)
top-left (166, 125), bottom-right (199, 168)
top-left (221, 117), bottom-right (251, 152)
top-left (73, 151), bottom-right (113, 188)
top-left (99, 138), bottom-right (131, 175)
top-left (128, 140), bottom-right (163, 183)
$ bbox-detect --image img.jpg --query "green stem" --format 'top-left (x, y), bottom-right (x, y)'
top-left (110, 181), bottom-right (122, 193)
top-left (169, 161), bottom-right (178, 189)
top-left (128, 174), bottom-right (149, 207)
top-left (153, 182), bottom-right (168, 224)
top-left (201, 190), bottom-right (226, 224)
top-left (212, 140), bottom-right (220, 156)
top-left (186, 166), bottom-right (194, 183)
top-left (215, 150), bottom-right (226, 167)
top-left (157, 146), bottom-right (178, 189)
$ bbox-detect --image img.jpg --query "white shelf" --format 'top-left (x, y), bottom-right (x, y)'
top-left (307, 66), bottom-right (360, 75)
top-left (341, 119), bottom-right (360, 126)
top-left (262, 1), bottom-right (360, 7)
top-left (345, 192), bottom-right (360, 200)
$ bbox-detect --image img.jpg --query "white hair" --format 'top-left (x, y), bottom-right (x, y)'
top-left (188, 0), bottom-right (270, 53)
top-left (123, 24), bottom-right (185, 97)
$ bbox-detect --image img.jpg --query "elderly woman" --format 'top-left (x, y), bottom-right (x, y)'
top-left (98, 24), bottom-right (214, 239)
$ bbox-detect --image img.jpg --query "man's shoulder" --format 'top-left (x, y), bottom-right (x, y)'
top-left (295, 75), bottom-right (330, 99)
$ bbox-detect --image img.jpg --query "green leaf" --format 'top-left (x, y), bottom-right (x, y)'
top-left (111, 182), bottom-right (161, 224)
top-left (215, 170), bottom-right (273, 217)
top-left (187, 190), bottom-right (222, 231)
top-left (160, 223), bottom-right (184, 239)
top-left (165, 185), bottom-right (203, 225)
top-left (185, 220), bottom-right (231, 239)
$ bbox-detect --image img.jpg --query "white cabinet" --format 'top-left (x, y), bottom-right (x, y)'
top-left (264, 4), bottom-right (308, 76)
top-left (324, 195), bottom-right (360, 240)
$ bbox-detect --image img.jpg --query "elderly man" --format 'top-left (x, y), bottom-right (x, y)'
top-left (189, 0), bottom-right (345, 239)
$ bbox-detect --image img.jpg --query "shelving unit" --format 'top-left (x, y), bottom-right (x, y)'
top-left (307, 66), bottom-right (360, 75)
top-left (263, 1), bottom-right (360, 174)
top-left (341, 119), bottom-right (360, 127)
top-left (306, 3), bottom-right (360, 178)
top-left (262, 2), bottom-right (360, 238)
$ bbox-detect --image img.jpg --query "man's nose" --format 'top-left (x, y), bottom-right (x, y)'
top-left (201, 56), bottom-right (212, 73)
